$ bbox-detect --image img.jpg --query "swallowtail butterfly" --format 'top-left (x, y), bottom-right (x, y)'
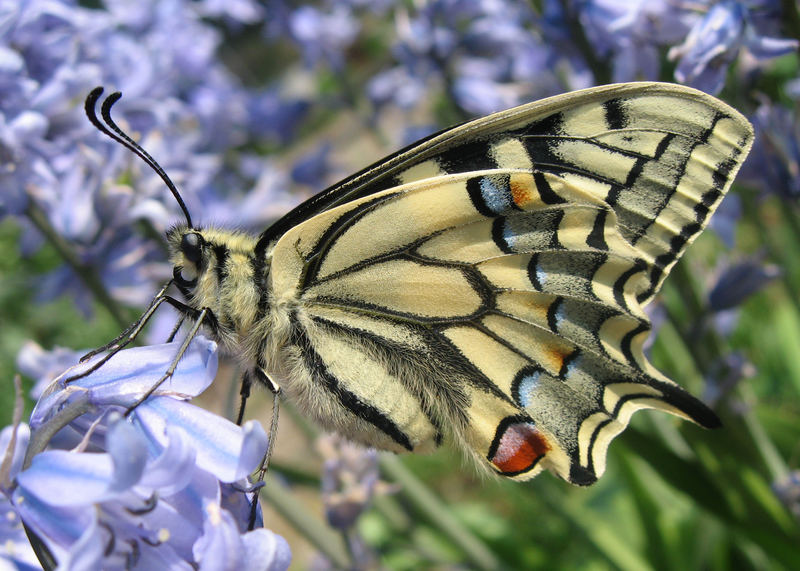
top-left (86, 82), bottom-right (753, 485)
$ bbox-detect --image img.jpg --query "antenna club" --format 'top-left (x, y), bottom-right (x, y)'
top-left (84, 86), bottom-right (195, 229)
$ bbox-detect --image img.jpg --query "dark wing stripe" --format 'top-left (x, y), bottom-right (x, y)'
top-left (302, 193), bottom-right (399, 286)
top-left (533, 170), bottom-right (567, 204)
top-left (603, 98), bottom-right (627, 130)
top-left (612, 258), bottom-right (646, 313)
top-left (290, 322), bottom-right (414, 451)
top-left (491, 217), bottom-right (514, 254)
top-left (309, 315), bottom-right (446, 445)
top-left (586, 208), bottom-right (609, 250)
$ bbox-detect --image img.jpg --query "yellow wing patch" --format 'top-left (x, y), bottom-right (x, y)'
top-left (263, 83), bottom-right (753, 484)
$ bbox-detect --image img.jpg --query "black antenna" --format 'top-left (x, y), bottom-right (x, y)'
top-left (85, 87), bottom-right (194, 229)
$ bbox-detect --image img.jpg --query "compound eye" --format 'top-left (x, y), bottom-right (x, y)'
top-left (181, 232), bottom-right (203, 264)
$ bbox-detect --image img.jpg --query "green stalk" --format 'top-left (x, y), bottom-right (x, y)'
top-left (259, 477), bottom-right (352, 569)
top-left (379, 454), bottom-right (501, 570)
top-left (25, 201), bottom-right (129, 328)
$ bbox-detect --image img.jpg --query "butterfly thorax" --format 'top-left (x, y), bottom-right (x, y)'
top-left (167, 225), bottom-right (273, 365)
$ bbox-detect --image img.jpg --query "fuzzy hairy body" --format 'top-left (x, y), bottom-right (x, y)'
top-left (167, 226), bottom-right (470, 456)
top-left (165, 83), bottom-right (753, 484)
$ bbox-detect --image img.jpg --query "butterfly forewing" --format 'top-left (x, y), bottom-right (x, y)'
top-left (266, 83), bottom-right (753, 484)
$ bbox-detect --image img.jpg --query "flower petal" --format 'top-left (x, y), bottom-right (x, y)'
top-left (242, 528), bottom-right (292, 571)
top-left (106, 417), bottom-right (148, 493)
top-left (193, 504), bottom-right (243, 571)
top-left (133, 398), bottom-right (267, 483)
top-left (17, 450), bottom-right (117, 506)
top-left (138, 425), bottom-right (198, 495)
top-left (12, 486), bottom-right (95, 552)
top-left (59, 516), bottom-right (106, 571)
top-left (30, 337), bottom-right (218, 427)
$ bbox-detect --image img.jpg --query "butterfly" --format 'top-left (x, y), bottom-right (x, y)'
top-left (85, 82), bottom-right (753, 486)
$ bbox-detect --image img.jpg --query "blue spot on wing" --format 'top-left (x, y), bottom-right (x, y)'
top-left (512, 366), bottom-right (543, 408)
top-left (481, 176), bottom-right (513, 215)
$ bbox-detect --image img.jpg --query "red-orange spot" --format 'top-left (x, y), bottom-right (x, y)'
top-left (490, 422), bottom-right (550, 474)
top-left (543, 345), bottom-right (567, 373)
top-left (510, 178), bottom-right (533, 207)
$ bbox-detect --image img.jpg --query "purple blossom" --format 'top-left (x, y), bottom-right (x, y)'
top-left (669, 0), bottom-right (798, 94)
top-left (291, 142), bottom-right (335, 190)
top-left (368, 0), bottom-right (561, 115)
top-left (317, 435), bottom-right (393, 569)
top-left (289, 5), bottom-right (360, 70)
top-left (1, 0), bottom-right (305, 313)
top-left (15, 341), bottom-right (85, 400)
top-left (741, 102), bottom-right (800, 200)
top-left (708, 257), bottom-right (781, 312)
top-left (246, 90), bottom-right (310, 145)
top-left (578, 0), bottom-right (694, 82)
top-left (4, 336), bottom-right (290, 569)
top-left (318, 435), bottom-right (381, 530)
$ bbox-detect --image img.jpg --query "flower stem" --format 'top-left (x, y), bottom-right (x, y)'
top-left (379, 454), bottom-right (501, 570)
top-left (25, 201), bottom-right (129, 328)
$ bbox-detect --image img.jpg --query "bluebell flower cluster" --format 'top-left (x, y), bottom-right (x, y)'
top-left (669, 0), bottom-right (797, 94)
top-left (3, 337), bottom-right (290, 569)
top-left (0, 0), bottom-right (309, 313)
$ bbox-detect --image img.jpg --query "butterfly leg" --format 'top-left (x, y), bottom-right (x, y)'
top-left (123, 301), bottom-right (214, 416)
top-left (236, 371), bottom-right (253, 426)
top-left (253, 368), bottom-right (281, 479)
top-left (66, 281), bottom-right (178, 384)
top-left (246, 368), bottom-right (281, 530)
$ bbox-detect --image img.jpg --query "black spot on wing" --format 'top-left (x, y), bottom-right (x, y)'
top-left (527, 253), bottom-right (542, 290)
top-left (603, 98), bottom-right (627, 131)
top-left (491, 217), bottom-right (514, 254)
top-left (569, 463), bottom-right (598, 486)
top-left (438, 139), bottom-right (498, 173)
top-left (546, 297), bottom-right (563, 333)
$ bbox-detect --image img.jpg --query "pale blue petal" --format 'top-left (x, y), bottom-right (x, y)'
top-left (12, 486), bottom-right (94, 552)
top-left (133, 399), bottom-right (267, 483)
top-left (106, 417), bottom-right (148, 493)
top-left (193, 507), bottom-right (243, 571)
top-left (58, 516), bottom-right (106, 571)
top-left (16, 451), bottom-right (118, 506)
top-left (161, 469), bottom-right (220, 535)
top-left (30, 337), bottom-right (218, 427)
top-left (242, 529), bottom-right (292, 571)
top-left (138, 425), bottom-right (197, 495)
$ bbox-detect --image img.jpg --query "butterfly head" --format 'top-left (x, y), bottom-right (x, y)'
top-left (166, 224), bottom-right (263, 348)
top-left (85, 87), bottom-right (266, 350)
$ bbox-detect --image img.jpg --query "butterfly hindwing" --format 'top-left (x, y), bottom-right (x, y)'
top-left (266, 83), bottom-right (753, 483)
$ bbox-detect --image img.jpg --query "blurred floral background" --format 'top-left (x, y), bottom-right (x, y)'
top-left (2, 0), bottom-right (800, 568)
